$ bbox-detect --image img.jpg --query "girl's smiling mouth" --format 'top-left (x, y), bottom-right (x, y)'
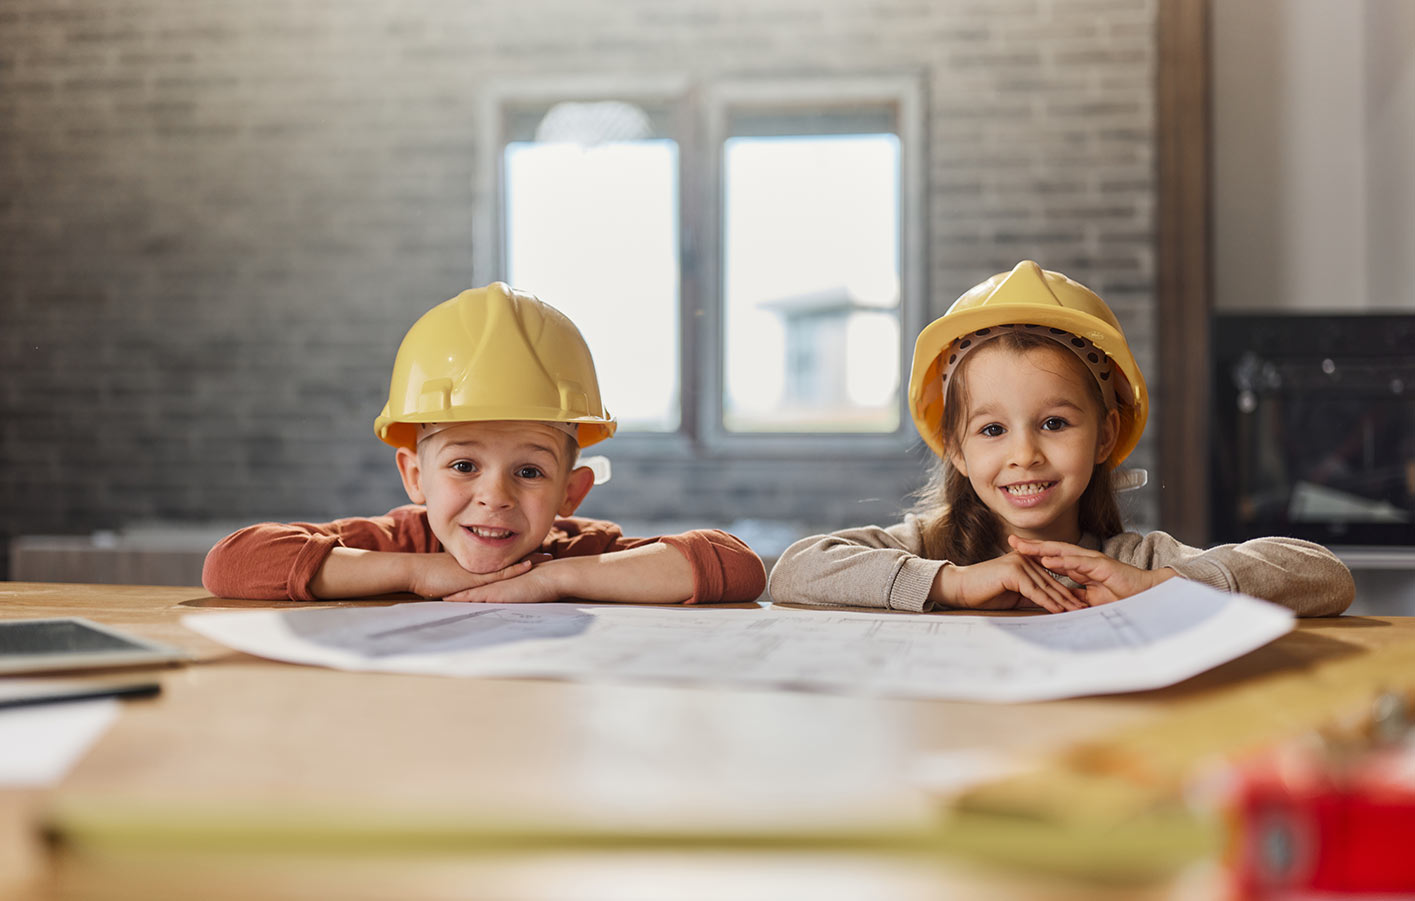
top-left (1001, 481), bottom-right (1057, 504)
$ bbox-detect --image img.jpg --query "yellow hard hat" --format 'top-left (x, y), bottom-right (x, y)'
top-left (375, 282), bottom-right (617, 450)
top-left (908, 260), bottom-right (1148, 467)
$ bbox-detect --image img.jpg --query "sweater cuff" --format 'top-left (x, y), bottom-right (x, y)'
top-left (657, 534), bottom-right (718, 605)
top-left (288, 534), bottom-right (343, 601)
top-left (888, 558), bottom-right (946, 612)
top-left (1166, 557), bottom-right (1235, 593)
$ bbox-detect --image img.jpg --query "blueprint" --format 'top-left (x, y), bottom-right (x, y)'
top-left (183, 579), bottom-right (1295, 702)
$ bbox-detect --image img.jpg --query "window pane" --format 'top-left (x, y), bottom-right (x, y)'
top-left (505, 136), bottom-right (680, 432)
top-left (722, 133), bottom-right (901, 433)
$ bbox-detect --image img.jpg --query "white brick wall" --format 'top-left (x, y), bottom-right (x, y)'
top-left (0, 0), bottom-right (1158, 576)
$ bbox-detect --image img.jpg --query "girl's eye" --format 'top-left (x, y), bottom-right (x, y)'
top-left (516, 466), bottom-right (545, 480)
top-left (980, 424), bottom-right (1005, 438)
top-left (1042, 417), bottom-right (1069, 431)
top-left (450, 460), bottom-right (476, 474)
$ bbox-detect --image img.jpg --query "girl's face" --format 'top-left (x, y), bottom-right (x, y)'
top-left (949, 342), bottom-right (1119, 544)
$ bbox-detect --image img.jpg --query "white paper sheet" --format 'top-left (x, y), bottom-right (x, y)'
top-left (0, 699), bottom-right (120, 786)
top-left (182, 579), bottom-right (1295, 702)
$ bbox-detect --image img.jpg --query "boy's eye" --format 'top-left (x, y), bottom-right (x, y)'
top-left (450, 460), bottom-right (476, 474)
top-left (1041, 417), bottom-right (1069, 431)
top-left (979, 424), bottom-right (1005, 438)
top-left (516, 466), bottom-right (545, 480)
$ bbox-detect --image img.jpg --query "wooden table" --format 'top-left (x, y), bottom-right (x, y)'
top-left (3, 581), bottom-right (1413, 900)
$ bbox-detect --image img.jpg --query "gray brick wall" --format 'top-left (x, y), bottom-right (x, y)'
top-left (0, 0), bottom-right (1158, 579)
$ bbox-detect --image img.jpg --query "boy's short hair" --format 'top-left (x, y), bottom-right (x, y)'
top-left (415, 421), bottom-right (581, 466)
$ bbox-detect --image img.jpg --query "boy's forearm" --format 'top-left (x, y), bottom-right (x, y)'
top-left (544, 544), bottom-right (695, 604)
top-left (312, 544), bottom-right (699, 603)
top-left (310, 547), bottom-right (417, 599)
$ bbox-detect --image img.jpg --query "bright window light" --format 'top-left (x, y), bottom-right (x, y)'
top-left (722, 133), bottom-right (901, 433)
top-left (504, 138), bottom-right (680, 432)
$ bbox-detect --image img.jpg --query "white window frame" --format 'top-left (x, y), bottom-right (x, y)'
top-left (476, 73), bottom-right (926, 462)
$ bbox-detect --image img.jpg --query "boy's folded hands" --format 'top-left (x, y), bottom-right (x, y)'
top-left (405, 553), bottom-right (536, 600)
top-left (441, 554), bottom-right (562, 604)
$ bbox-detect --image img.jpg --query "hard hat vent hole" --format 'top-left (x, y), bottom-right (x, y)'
top-left (559, 380), bottom-right (589, 415)
top-left (417, 378), bottom-right (454, 414)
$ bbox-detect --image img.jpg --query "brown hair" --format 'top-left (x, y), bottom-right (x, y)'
top-left (912, 333), bottom-right (1125, 563)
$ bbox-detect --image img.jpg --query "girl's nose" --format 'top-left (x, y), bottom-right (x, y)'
top-left (1010, 432), bottom-right (1044, 466)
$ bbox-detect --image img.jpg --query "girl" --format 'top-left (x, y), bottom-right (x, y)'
top-left (768, 261), bottom-right (1354, 616)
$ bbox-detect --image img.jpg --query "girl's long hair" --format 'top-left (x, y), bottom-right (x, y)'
top-left (912, 333), bottom-right (1126, 563)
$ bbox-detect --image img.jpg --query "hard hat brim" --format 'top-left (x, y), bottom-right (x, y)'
top-left (376, 408), bottom-right (617, 451)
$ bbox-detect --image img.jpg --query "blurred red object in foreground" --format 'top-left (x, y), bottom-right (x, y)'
top-left (1227, 734), bottom-right (1415, 898)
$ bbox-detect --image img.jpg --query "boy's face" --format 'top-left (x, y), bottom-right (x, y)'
top-left (396, 421), bottom-right (594, 574)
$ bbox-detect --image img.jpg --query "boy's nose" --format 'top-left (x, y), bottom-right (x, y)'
top-left (475, 474), bottom-right (516, 508)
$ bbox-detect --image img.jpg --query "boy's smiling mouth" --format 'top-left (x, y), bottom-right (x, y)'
top-left (464, 525), bottom-right (516, 540)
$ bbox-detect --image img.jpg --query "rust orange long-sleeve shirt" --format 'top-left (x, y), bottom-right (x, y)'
top-left (202, 505), bottom-right (766, 604)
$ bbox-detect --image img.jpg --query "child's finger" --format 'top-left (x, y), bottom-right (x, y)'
top-left (1033, 565), bottom-right (1088, 612)
top-left (1077, 587), bottom-right (1122, 607)
top-left (1016, 554), bottom-right (1075, 598)
top-left (1017, 584), bottom-right (1065, 613)
top-left (1017, 562), bottom-right (1084, 613)
top-left (443, 561), bottom-right (533, 600)
top-left (441, 589), bottom-right (486, 603)
top-left (1040, 553), bottom-right (1105, 584)
top-left (1052, 583), bottom-right (1088, 611)
top-left (1011, 536), bottom-right (1096, 561)
top-left (1008, 535), bottom-right (1062, 553)
top-left (479, 559), bottom-right (535, 584)
top-left (1028, 581), bottom-right (1082, 613)
top-left (1036, 553), bottom-right (1083, 576)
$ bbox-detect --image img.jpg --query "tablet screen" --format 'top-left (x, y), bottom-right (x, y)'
top-left (0, 618), bottom-right (188, 674)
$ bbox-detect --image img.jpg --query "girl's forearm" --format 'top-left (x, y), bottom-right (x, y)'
top-left (929, 563), bottom-right (958, 606)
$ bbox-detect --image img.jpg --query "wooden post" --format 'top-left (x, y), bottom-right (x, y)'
top-left (1156, 0), bottom-right (1212, 545)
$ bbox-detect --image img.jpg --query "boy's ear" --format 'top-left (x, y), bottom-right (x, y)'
top-left (1095, 408), bottom-right (1120, 465)
top-left (558, 466), bottom-right (596, 517)
top-left (395, 447), bottom-right (428, 505)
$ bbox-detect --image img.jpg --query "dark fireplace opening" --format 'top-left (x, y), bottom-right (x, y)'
top-left (1211, 314), bottom-right (1415, 548)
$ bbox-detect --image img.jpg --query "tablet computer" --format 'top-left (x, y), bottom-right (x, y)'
top-left (0, 676), bottom-right (161, 709)
top-left (0, 617), bottom-right (189, 675)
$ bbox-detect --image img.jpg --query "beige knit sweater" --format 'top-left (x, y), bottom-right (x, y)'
top-left (767, 514), bottom-right (1354, 617)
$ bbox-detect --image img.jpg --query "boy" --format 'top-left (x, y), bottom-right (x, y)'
top-left (202, 283), bottom-right (767, 604)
